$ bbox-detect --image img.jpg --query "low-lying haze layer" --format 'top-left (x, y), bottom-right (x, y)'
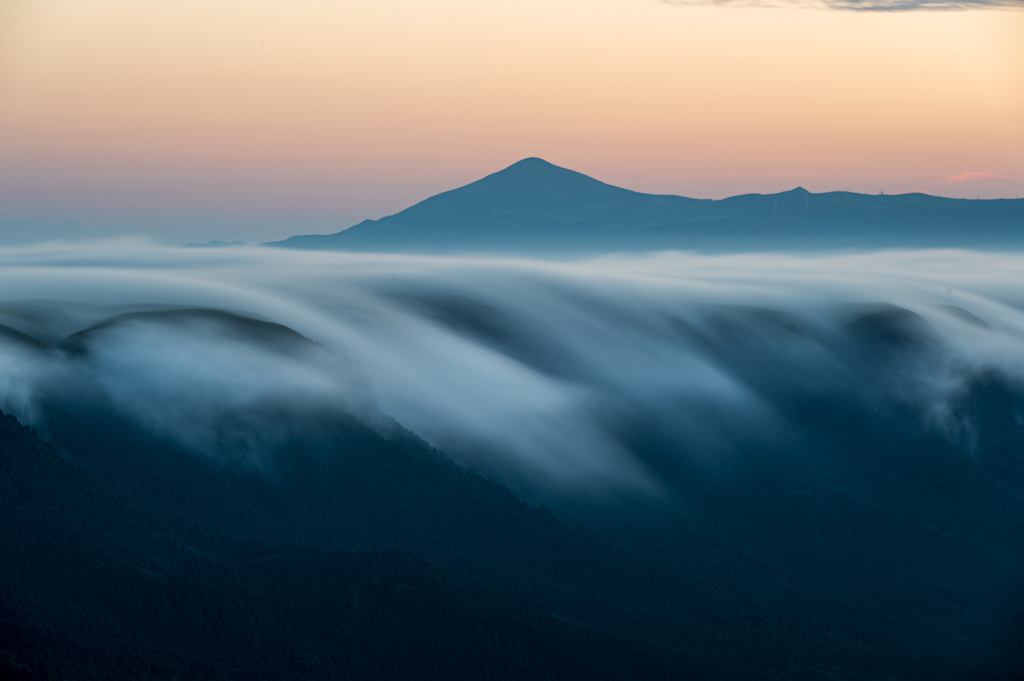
top-left (2, 243), bottom-right (1024, 497)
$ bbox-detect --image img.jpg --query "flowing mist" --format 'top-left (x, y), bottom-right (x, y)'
top-left (3, 243), bottom-right (1024, 496)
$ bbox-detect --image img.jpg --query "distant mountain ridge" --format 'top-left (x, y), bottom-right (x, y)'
top-left (266, 158), bottom-right (1024, 254)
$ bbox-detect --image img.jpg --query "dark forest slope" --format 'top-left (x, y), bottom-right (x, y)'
top-left (0, 411), bottom-right (696, 681)
top-left (2, 307), bottom-right (1024, 679)
top-left (3, 391), bottom-right (1024, 679)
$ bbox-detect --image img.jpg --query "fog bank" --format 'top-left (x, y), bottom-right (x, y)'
top-left (3, 244), bottom-right (1024, 495)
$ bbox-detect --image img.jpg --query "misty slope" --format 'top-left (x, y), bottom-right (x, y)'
top-left (2, 305), bottom-right (1024, 679)
top-left (0, 412), bottom-right (689, 681)
top-left (267, 158), bottom-right (1024, 254)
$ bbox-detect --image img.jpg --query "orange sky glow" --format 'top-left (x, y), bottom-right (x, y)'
top-left (0, 0), bottom-right (1021, 242)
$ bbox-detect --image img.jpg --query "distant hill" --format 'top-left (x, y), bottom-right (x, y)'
top-left (266, 158), bottom-right (1024, 254)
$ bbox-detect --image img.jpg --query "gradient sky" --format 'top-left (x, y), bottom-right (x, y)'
top-left (0, 0), bottom-right (1021, 243)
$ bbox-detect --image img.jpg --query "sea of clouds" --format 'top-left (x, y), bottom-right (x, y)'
top-left (2, 242), bottom-right (1024, 496)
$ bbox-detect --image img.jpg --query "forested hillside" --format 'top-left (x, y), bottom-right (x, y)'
top-left (3, 383), bottom-right (1023, 679)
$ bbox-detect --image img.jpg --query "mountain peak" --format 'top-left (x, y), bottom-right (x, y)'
top-left (485, 157), bottom-right (592, 183)
top-left (504, 157), bottom-right (555, 169)
top-left (440, 157), bottom-right (633, 205)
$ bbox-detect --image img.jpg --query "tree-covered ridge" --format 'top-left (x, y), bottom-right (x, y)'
top-left (3, 386), bottom-right (1023, 679)
top-left (0, 410), bottom-right (686, 680)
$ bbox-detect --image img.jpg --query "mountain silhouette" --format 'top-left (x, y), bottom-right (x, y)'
top-left (271, 158), bottom-right (707, 252)
top-left (267, 158), bottom-right (1024, 254)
